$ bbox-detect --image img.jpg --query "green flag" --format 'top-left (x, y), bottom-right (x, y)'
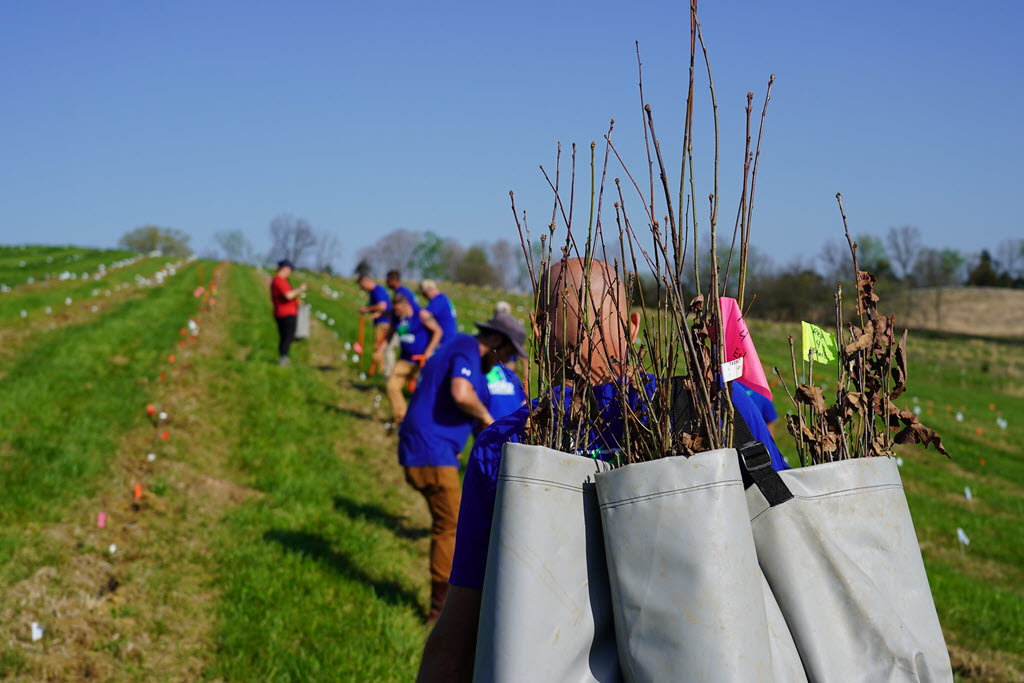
top-left (802, 321), bottom-right (838, 365)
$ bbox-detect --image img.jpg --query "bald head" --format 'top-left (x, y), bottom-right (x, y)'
top-left (537, 257), bottom-right (639, 382)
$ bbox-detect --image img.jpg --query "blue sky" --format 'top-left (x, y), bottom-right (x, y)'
top-left (1, 0), bottom-right (1020, 273)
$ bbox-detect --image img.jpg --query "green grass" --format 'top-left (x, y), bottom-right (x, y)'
top-left (0, 260), bottom-right (204, 535)
top-left (0, 252), bottom-right (184, 325)
top-left (0, 246), bottom-right (1020, 679)
top-left (747, 318), bottom-right (1024, 662)
top-left (205, 266), bottom-right (427, 681)
top-left (0, 245), bottom-right (135, 289)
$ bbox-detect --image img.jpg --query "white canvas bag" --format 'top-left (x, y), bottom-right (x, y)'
top-left (595, 449), bottom-right (806, 683)
top-left (744, 454), bottom-right (953, 683)
top-left (474, 442), bottom-right (621, 683)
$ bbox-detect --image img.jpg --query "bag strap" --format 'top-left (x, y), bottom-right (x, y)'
top-left (737, 441), bottom-right (793, 507)
top-left (669, 377), bottom-right (793, 507)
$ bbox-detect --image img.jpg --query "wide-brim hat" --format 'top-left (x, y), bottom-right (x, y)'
top-left (475, 311), bottom-right (528, 359)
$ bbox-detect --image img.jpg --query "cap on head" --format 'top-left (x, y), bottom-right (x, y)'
top-left (277, 259), bottom-right (294, 270)
top-left (420, 278), bottom-right (437, 292)
top-left (475, 311), bottom-right (528, 359)
top-left (493, 301), bottom-right (512, 315)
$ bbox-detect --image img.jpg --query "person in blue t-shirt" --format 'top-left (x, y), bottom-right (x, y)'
top-left (398, 311), bottom-right (527, 624)
top-left (419, 279), bottom-right (459, 344)
top-left (482, 363), bottom-right (526, 422)
top-left (357, 274), bottom-right (393, 374)
top-left (482, 302), bottom-right (527, 421)
top-left (417, 257), bottom-right (788, 681)
top-left (375, 293), bottom-right (443, 426)
top-left (738, 378), bottom-right (779, 436)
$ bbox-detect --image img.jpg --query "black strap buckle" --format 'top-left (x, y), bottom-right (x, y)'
top-left (738, 440), bottom-right (772, 472)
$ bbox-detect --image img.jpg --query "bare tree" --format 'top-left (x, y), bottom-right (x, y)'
top-left (817, 239), bottom-right (851, 286)
top-left (268, 214), bottom-right (317, 267)
top-left (355, 229), bottom-right (424, 278)
top-left (885, 225), bottom-right (922, 283)
top-left (214, 229), bottom-right (255, 263)
top-left (313, 232), bottom-right (341, 273)
top-left (489, 239), bottom-right (522, 290)
top-left (996, 238), bottom-right (1024, 281)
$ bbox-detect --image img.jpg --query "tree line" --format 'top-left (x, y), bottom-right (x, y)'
top-left (117, 221), bottom-right (1023, 320)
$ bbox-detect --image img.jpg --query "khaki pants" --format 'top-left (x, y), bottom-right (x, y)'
top-left (404, 466), bottom-right (461, 583)
top-left (385, 359), bottom-right (421, 424)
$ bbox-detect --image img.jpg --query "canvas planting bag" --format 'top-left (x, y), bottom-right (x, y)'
top-left (594, 448), bottom-right (805, 683)
top-left (744, 453), bottom-right (953, 683)
top-left (474, 442), bottom-right (621, 683)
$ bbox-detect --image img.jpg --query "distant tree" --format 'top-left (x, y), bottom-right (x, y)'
top-left (268, 214), bottom-right (317, 267)
top-left (411, 232), bottom-right (453, 280)
top-left (995, 238), bottom-right (1024, 283)
top-left (885, 225), bottom-right (922, 283)
top-left (913, 248), bottom-right (964, 288)
top-left (354, 258), bottom-right (372, 278)
top-left (489, 239), bottom-right (523, 290)
top-left (913, 247), bottom-right (965, 325)
top-left (356, 229), bottom-right (423, 278)
top-left (855, 234), bottom-right (895, 281)
top-left (118, 225), bottom-right (192, 257)
top-left (453, 245), bottom-right (496, 285)
top-left (214, 229), bottom-right (255, 263)
top-left (817, 239), bottom-right (851, 286)
top-left (313, 232), bottom-right (341, 273)
top-left (754, 261), bottom-right (831, 323)
top-left (966, 250), bottom-right (1011, 287)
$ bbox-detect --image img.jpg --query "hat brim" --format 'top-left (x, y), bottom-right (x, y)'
top-left (475, 322), bottom-right (528, 359)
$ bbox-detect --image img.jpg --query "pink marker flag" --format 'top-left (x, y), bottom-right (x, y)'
top-left (719, 297), bottom-right (772, 401)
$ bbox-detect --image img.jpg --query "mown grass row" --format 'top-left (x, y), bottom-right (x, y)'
top-left (0, 254), bottom-right (185, 325)
top-left (0, 261), bottom-right (207, 577)
top-left (0, 246), bottom-right (135, 289)
top-left (205, 265), bottom-right (427, 681)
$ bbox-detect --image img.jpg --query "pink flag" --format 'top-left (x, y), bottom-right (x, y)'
top-left (719, 297), bottom-right (772, 401)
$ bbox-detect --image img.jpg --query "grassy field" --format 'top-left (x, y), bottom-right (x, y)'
top-left (0, 246), bottom-right (1021, 680)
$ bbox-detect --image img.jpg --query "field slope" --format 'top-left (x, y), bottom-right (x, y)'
top-left (0, 247), bottom-right (1020, 681)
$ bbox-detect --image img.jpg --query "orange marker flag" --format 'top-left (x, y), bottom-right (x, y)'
top-left (146, 404), bottom-right (156, 416)
top-left (134, 483), bottom-right (142, 499)
top-left (161, 431), bottom-right (170, 441)
top-left (168, 354), bottom-right (176, 363)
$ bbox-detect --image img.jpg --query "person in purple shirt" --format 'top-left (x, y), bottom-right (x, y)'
top-left (419, 279), bottom-right (459, 344)
top-left (398, 311), bottom-right (527, 625)
top-left (417, 258), bottom-right (788, 681)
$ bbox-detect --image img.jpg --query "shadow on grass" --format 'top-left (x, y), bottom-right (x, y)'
top-left (264, 529), bottom-right (423, 615)
top-left (315, 364), bottom-right (340, 372)
top-left (333, 496), bottom-right (430, 541)
top-left (320, 403), bottom-right (376, 421)
top-left (346, 381), bottom-right (379, 393)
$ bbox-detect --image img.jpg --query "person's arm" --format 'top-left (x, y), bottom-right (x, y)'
top-left (451, 377), bottom-right (494, 428)
top-left (420, 310), bottom-right (443, 359)
top-left (372, 322), bottom-right (395, 363)
top-left (284, 283), bottom-right (307, 301)
top-left (416, 585), bottom-right (482, 683)
top-left (359, 300), bottom-right (388, 315)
